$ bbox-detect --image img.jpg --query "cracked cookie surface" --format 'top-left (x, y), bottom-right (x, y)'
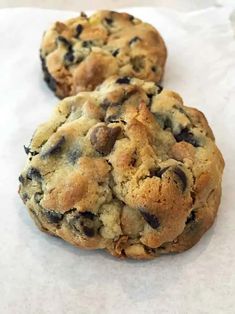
top-left (19, 77), bottom-right (224, 259)
top-left (40, 10), bottom-right (167, 98)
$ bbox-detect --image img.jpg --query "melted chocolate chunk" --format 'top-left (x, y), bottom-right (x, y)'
top-left (27, 168), bottom-right (42, 181)
top-left (57, 36), bottom-right (71, 47)
top-left (139, 209), bottom-right (160, 229)
top-left (105, 106), bottom-right (122, 123)
top-left (70, 212), bottom-right (99, 238)
top-left (76, 24), bottom-right (83, 37)
top-left (130, 157), bottom-right (137, 167)
top-left (64, 50), bottom-right (74, 63)
top-left (68, 147), bottom-right (81, 164)
top-left (129, 36), bottom-right (140, 45)
top-left (104, 17), bottom-right (113, 25)
top-left (112, 49), bottom-right (119, 57)
top-left (174, 167), bottom-right (187, 192)
top-left (82, 226), bottom-right (95, 237)
top-left (80, 11), bottom-right (87, 19)
top-left (144, 245), bottom-right (156, 255)
top-left (22, 193), bottom-right (29, 203)
top-left (41, 136), bottom-right (65, 158)
top-left (24, 145), bottom-right (38, 156)
top-left (156, 84), bottom-right (163, 94)
top-left (149, 166), bottom-right (169, 178)
top-left (45, 210), bottom-right (63, 223)
top-left (163, 117), bottom-right (172, 130)
top-left (19, 175), bottom-right (25, 184)
top-left (116, 77), bottom-right (131, 84)
top-left (90, 126), bottom-right (121, 155)
top-left (34, 192), bottom-right (43, 203)
top-left (79, 211), bottom-right (95, 220)
top-left (155, 114), bottom-right (172, 130)
top-left (40, 55), bottom-right (57, 92)
top-left (131, 56), bottom-right (145, 72)
top-left (147, 93), bottom-right (154, 106)
top-left (24, 145), bottom-right (30, 154)
top-left (82, 40), bottom-right (92, 48)
top-left (105, 113), bottom-right (121, 123)
top-left (174, 128), bottom-right (199, 147)
top-left (186, 210), bottom-right (196, 224)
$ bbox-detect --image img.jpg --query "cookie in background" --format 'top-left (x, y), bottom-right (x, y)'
top-left (40, 10), bottom-right (167, 98)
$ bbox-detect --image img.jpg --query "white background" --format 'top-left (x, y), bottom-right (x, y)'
top-left (0, 3), bottom-right (235, 314)
top-left (0, 0), bottom-right (234, 11)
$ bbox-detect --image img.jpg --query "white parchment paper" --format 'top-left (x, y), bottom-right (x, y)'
top-left (0, 6), bottom-right (235, 314)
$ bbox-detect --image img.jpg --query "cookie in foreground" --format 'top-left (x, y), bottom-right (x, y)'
top-left (40, 10), bottom-right (167, 98)
top-left (19, 77), bottom-right (224, 260)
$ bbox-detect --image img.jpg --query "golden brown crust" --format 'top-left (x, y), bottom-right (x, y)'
top-left (18, 77), bottom-right (224, 259)
top-left (40, 10), bottom-right (167, 98)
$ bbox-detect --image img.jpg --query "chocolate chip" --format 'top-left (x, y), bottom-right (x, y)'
top-left (82, 226), bottom-right (95, 237)
top-left (90, 126), bottom-right (121, 155)
top-left (186, 210), bottom-right (196, 224)
top-left (64, 50), bottom-right (74, 63)
top-left (144, 245), bottom-right (156, 255)
top-left (151, 66), bottom-right (156, 72)
top-left (70, 212), bottom-right (99, 238)
top-left (129, 14), bottom-right (134, 21)
top-left (40, 55), bottom-right (57, 92)
top-left (19, 175), bottom-right (25, 184)
top-left (163, 117), bottom-right (172, 130)
top-left (105, 113), bottom-right (121, 123)
top-left (156, 84), bottom-right (163, 94)
top-left (173, 105), bottom-right (185, 114)
top-left (57, 36), bottom-right (71, 46)
top-left (149, 167), bottom-right (169, 178)
top-left (116, 77), bottom-right (131, 84)
top-left (24, 145), bottom-right (38, 156)
top-left (68, 147), bottom-right (81, 164)
top-left (27, 168), bottom-right (42, 181)
top-left (105, 106), bottom-right (122, 123)
top-left (139, 209), bottom-right (160, 229)
top-left (44, 210), bottom-right (63, 223)
top-left (174, 167), bottom-right (187, 192)
top-left (112, 49), bottom-right (119, 57)
top-left (130, 151), bottom-right (137, 167)
top-left (34, 192), bottom-right (43, 203)
top-left (41, 136), bottom-right (65, 158)
top-left (129, 36), bottom-right (140, 45)
top-left (76, 24), bottom-right (83, 37)
top-left (24, 145), bottom-right (30, 154)
top-left (104, 17), bottom-right (113, 25)
top-left (79, 211), bottom-right (95, 220)
top-left (131, 56), bottom-right (145, 72)
top-left (147, 94), bottom-right (154, 106)
top-left (82, 40), bottom-right (92, 48)
top-left (155, 114), bottom-right (172, 130)
top-left (22, 193), bottom-right (29, 203)
top-left (80, 11), bottom-right (87, 18)
top-left (174, 128), bottom-right (199, 147)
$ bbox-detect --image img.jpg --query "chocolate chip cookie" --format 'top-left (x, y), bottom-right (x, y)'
top-left (40, 10), bottom-right (167, 98)
top-left (18, 77), bottom-right (224, 259)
